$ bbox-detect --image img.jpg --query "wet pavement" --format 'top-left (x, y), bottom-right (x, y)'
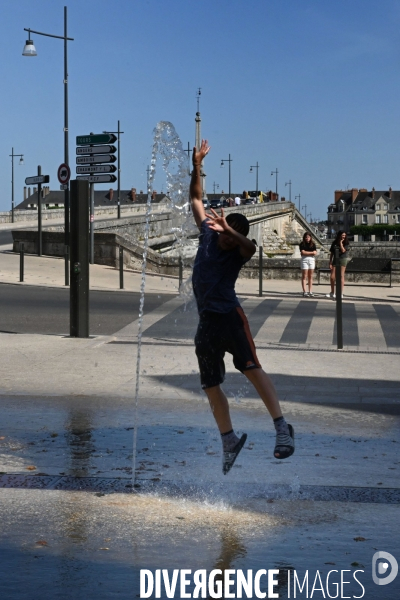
top-left (0, 239), bottom-right (400, 599)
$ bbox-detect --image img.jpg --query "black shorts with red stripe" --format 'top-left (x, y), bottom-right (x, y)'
top-left (194, 307), bottom-right (261, 389)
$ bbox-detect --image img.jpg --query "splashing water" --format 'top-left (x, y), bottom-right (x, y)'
top-left (132, 122), bottom-right (195, 486)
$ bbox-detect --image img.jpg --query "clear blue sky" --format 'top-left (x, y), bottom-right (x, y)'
top-left (2, 0), bottom-right (400, 220)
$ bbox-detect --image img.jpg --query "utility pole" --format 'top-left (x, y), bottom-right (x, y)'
top-left (103, 121), bottom-right (124, 218)
top-left (271, 168), bottom-right (278, 198)
top-left (195, 88), bottom-right (206, 197)
top-left (285, 179), bottom-right (292, 202)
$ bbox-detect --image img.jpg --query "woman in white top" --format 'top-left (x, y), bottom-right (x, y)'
top-left (299, 232), bottom-right (317, 297)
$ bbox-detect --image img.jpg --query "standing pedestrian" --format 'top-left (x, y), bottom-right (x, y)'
top-left (326, 230), bottom-right (350, 299)
top-left (190, 140), bottom-right (295, 475)
top-left (299, 232), bottom-right (317, 297)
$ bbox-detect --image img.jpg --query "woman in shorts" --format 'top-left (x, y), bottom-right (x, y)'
top-left (326, 230), bottom-right (350, 299)
top-left (299, 232), bottom-right (317, 297)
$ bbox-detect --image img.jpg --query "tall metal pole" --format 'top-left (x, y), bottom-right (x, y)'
top-left (90, 183), bottom-right (94, 264)
top-left (11, 148), bottom-right (14, 223)
top-left (285, 180), bottom-right (292, 202)
top-left (64, 6), bottom-right (70, 285)
top-left (271, 168), bottom-right (278, 198)
top-left (10, 148), bottom-right (24, 223)
top-left (23, 7), bottom-right (73, 283)
top-left (37, 165), bottom-right (42, 256)
top-left (117, 119), bottom-right (121, 219)
top-left (250, 162), bottom-right (259, 196)
top-left (221, 155), bottom-right (232, 197)
top-left (229, 154), bottom-right (231, 197)
top-left (103, 122), bottom-right (124, 214)
top-left (295, 193), bottom-right (301, 212)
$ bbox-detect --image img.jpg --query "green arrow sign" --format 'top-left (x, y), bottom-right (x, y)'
top-left (76, 133), bottom-right (117, 145)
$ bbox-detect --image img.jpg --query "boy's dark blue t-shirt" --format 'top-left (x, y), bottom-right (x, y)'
top-left (192, 219), bottom-right (249, 314)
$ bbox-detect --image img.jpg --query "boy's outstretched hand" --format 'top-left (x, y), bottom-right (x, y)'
top-left (192, 139), bottom-right (210, 166)
top-left (205, 208), bottom-right (230, 233)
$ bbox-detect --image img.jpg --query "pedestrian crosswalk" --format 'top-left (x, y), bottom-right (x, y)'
top-left (138, 297), bottom-right (400, 350)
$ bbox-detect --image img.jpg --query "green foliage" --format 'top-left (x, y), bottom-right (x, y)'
top-left (350, 224), bottom-right (400, 236)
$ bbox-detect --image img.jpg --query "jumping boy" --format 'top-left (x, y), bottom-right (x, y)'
top-left (190, 140), bottom-right (295, 474)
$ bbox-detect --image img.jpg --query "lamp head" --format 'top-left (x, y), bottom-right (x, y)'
top-left (22, 39), bottom-right (37, 56)
top-left (19, 156), bottom-right (24, 165)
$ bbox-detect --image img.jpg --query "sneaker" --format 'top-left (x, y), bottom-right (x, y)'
top-left (302, 292), bottom-right (308, 297)
top-left (326, 293), bottom-right (335, 299)
top-left (309, 292), bottom-right (314, 297)
top-left (222, 433), bottom-right (247, 475)
top-left (274, 424), bottom-right (295, 460)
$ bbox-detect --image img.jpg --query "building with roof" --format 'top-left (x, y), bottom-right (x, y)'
top-left (327, 187), bottom-right (400, 237)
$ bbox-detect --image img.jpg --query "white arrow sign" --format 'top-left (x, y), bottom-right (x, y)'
top-left (76, 174), bottom-right (117, 183)
top-left (76, 165), bottom-right (117, 174)
top-left (76, 155), bottom-right (116, 164)
top-left (76, 145), bottom-right (116, 155)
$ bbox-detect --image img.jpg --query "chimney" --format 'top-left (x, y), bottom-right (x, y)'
top-left (152, 190), bottom-right (157, 201)
top-left (28, 187), bottom-right (31, 197)
top-left (131, 187), bottom-right (136, 202)
top-left (351, 188), bottom-right (358, 202)
top-left (281, 196), bottom-right (286, 202)
top-left (24, 187), bottom-right (27, 200)
top-left (109, 188), bottom-right (114, 202)
top-left (334, 190), bottom-right (342, 203)
top-left (389, 187), bottom-right (392, 199)
top-left (371, 187), bottom-right (375, 199)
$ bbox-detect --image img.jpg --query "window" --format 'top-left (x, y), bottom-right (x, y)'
top-left (384, 204), bottom-right (388, 210)
top-left (376, 204), bottom-right (381, 210)
top-left (397, 215), bottom-right (400, 223)
top-left (375, 215), bottom-right (381, 224)
top-left (362, 215), bottom-right (368, 224)
top-left (383, 215), bottom-right (388, 223)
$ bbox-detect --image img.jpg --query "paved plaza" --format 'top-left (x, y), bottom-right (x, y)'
top-left (0, 225), bottom-right (399, 599)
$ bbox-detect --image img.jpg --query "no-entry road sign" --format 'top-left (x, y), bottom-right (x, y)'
top-left (76, 134), bottom-right (117, 146)
top-left (76, 165), bottom-right (117, 174)
top-left (57, 163), bottom-right (71, 185)
top-left (76, 174), bottom-right (117, 183)
top-left (25, 175), bottom-right (50, 185)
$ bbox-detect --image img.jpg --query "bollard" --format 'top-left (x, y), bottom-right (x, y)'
top-left (64, 245), bottom-right (69, 286)
top-left (119, 246), bottom-right (124, 289)
top-left (19, 242), bottom-right (24, 282)
top-left (335, 246), bottom-right (343, 349)
top-left (258, 245), bottom-right (263, 297)
top-left (179, 256), bottom-right (183, 288)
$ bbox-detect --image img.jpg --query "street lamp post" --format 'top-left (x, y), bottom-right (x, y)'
top-left (9, 148), bottom-right (24, 223)
top-left (271, 168), bottom-right (278, 198)
top-left (103, 121), bottom-right (124, 218)
top-left (285, 179), bottom-right (292, 202)
top-left (221, 154), bottom-right (232, 197)
top-left (250, 162), bottom-right (259, 198)
top-left (23, 6), bottom-right (74, 286)
top-left (295, 193), bottom-right (301, 212)
top-left (213, 182), bottom-right (219, 194)
top-left (302, 204), bottom-right (308, 219)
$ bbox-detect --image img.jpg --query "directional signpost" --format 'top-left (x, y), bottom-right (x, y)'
top-left (25, 166), bottom-right (50, 257)
top-left (76, 133), bottom-right (118, 263)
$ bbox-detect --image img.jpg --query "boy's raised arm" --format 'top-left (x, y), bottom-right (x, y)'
top-left (190, 139), bottom-right (210, 228)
